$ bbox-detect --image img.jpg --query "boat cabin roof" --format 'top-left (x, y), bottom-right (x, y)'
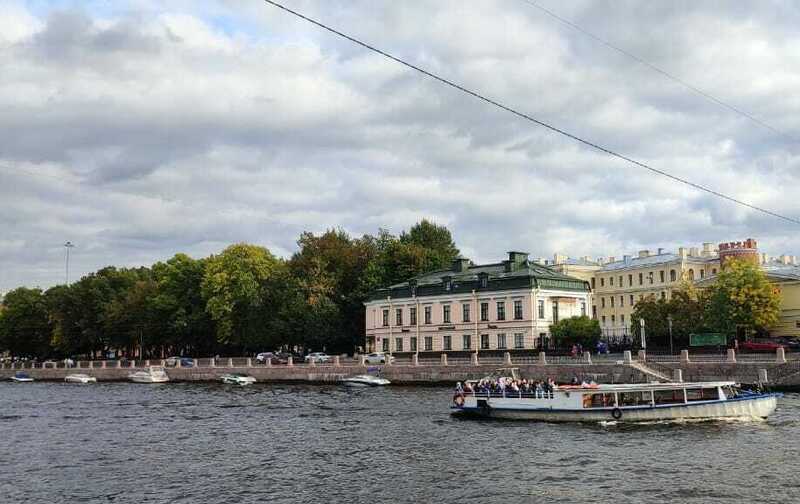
top-left (559, 381), bottom-right (736, 393)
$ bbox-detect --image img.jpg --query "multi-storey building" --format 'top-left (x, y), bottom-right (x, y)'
top-left (593, 244), bottom-right (720, 339)
top-left (364, 252), bottom-right (591, 355)
top-left (548, 255), bottom-right (602, 285)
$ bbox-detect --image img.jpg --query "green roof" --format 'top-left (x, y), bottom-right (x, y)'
top-left (369, 254), bottom-right (590, 301)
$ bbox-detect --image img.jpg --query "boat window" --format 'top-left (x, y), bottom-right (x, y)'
top-left (653, 389), bottom-right (685, 405)
top-left (618, 392), bottom-right (651, 406)
top-left (686, 388), bottom-right (719, 401)
top-left (583, 393), bottom-right (616, 408)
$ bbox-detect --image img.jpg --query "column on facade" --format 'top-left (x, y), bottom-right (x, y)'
top-left (387, 296), bottom-right (393, 356)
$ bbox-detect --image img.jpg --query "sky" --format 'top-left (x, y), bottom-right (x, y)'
top-left (2, 0), bottom-right (800, 292)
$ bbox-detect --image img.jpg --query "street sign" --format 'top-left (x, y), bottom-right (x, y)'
top-left (689, 333), bottom-right (726, 346)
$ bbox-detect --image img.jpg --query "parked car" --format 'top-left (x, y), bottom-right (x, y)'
top-left (739, 340), bottom-right (784, 353)
top-left (256, 352), bottom-right (276, 364)
top-left (165, 356), bottom-right (195, 367)
top-left (304, 352), bottom-right (332, 364)
top-left (364, 352), bottom-right (394, 364)
top-left (773, 337), bottom-right (800, 351)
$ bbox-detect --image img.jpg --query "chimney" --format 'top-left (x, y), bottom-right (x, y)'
top-left (657, 248), bottom-right (665, 255)
top-left (452, 256), bottom-right (471, 272)
top-left (689, 247), bottom-right (699, 257)
top-left (623, 255), bottom-right (632, 265)
top-left (508, 251), bottom-right (529, 265)
top-left (553, 253), bottom-right (568, 265)
top-left (638, 250), bottom-right (650, 258)
top-left (678, 247), bottom-right (687, 260)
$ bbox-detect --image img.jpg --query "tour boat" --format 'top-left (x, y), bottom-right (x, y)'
top-left (452, 376), bottom-right (779, 423)
top-left (341, 374), bottom-right (391, 387)
top-left (220, 373), bottom-right (257, 385)
top-left (128, 366), bottom-right (170, 383)
top-left (65, 374), bottom-right (97, 384)
top-left (10, 372), bottom-right (34, 383)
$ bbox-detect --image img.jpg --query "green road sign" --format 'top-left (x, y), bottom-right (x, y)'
top-left (689, 333), bottom-right (726, 346)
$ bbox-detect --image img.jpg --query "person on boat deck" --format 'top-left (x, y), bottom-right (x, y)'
top-left (571, 376), bottom-right (580, 385)
top-left (455, 382), bottom-right (464, 393)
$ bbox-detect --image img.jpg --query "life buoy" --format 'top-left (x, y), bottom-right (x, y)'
top-left (611, 408), bottom-right (623, 420)
top-left (453, 394), bottom-right (465, 407)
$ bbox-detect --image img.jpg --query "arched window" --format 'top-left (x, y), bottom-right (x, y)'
top-left (688, 269), bottom-right (695, 280)
top-left (670, 270), bottom-right (677, 282)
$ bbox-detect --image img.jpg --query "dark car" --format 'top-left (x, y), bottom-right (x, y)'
top-left (165, 356), bottom-right (195, 367)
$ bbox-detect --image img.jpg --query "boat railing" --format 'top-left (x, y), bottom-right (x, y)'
top-left (461, 390), bottom-right (555, 399)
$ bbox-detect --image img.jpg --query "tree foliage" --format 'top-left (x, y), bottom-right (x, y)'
top-left (550, 316), bottom-right (601, 347)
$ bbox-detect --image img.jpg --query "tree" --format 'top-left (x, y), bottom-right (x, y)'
top-left (0, 287), bottom-right (51, 357)
top-left (630, 295), bottom-right (670, 348)
top-left (201, 243), bottom-right (282, 350)
top-left (550, 316), bottom-right (601, 348)
top-left (706, 259), bottom-right (782, 337)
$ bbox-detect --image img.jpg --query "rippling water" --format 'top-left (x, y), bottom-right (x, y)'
top-left (1, 382), bottom-right (799, 503)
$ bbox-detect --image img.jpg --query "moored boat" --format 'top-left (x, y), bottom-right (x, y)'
top-left (65, 373), bottom-right (97, 384)
top-left (129, 366), bottom-right (170, 383)
top-left (452, 373), bottom-right (779, 422)
top-left (341, 374), bottom-right (391, 387)
top-left (10, 371), bottom-right (34, 383)
top-left (220, 373), bottom-right (257, 385)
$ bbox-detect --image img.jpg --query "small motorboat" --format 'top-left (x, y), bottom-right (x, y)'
top-left (341, 374), bottom-right (391, 387)
top-left (220, 373), bottom-right (257, 385)
top-left (65, 374), bottom-right (97, 384)
top-left (10, 372), bottom-right (34, 383)
top-left (129, 366), bottom-right (170, 383)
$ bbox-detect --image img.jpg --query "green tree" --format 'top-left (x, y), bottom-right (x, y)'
top-left (201, 243), bottom-right (281, 350)
top-left (0, 287), bottom-right (52, 357)
top-left (630, 295), bottom-right (670, 348)
top-left (550, 316), bottom-right (601, 348)
top-left (706, 259), bottom-right (782, 336)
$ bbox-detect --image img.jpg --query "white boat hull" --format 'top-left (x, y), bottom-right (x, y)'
top-left (220, 375), bottom-right (257, 385)
top-left (341, 375), bottom-right (391, 387)
top-left (65, 374), bottom-right (97, 384)
top-left (455, 394), bottom-right (778, 422)
top-left (10, 377), bottom-right (34, 382)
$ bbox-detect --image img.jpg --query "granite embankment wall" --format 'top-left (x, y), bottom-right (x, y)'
top-left (2, 359), bottom-right (799, 386)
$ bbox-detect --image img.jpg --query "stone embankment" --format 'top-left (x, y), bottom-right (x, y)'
top-left (2, 349), bottom-right (799, 387)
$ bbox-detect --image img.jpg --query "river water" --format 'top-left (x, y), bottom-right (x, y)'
top-left (1, 382), bottom-right (798, 503)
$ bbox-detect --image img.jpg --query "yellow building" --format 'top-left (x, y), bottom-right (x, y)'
top-left (593, 245), bottom-right (720, 339)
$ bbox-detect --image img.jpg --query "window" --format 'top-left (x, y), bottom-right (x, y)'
top-left (796, 321), bottom-right (800, 329)
top-left (619, 276), bottom-right (623, 287)
top-left (670, 270), bottom-right (677, 282)
top-left (661, 291), bottom-right (666, 300)
top-left (600, 278), bottom-right (605, 287)
top-left (610, 276), bottom-right (614, 286)
top-left (639, 273), bottom-right (643, 285)
top-left (514, 300), bottom-right (523, 320)
top-left (442, 305), bottom-right (451, 324)
top-left (620, 314), bottom-right (625, 325)
top-left (424, 306), bottom-right (432, 324)
top-left (619, 295), bottom-right (624, 307)
top-left (700, 269), bottom-right (705, 279)
top-left (580, 301), bottom-right (586, 317)
top-left (480, 302), bottom-right (489, 321)
top-left (444, 278), bottom-right (452, 291)
top-left (382, 309), bottom-right (389, 327)
top-left (497, 333), bottom-right (507, 349)
top-left (443, 335), bottom-right (452, 351)
top-left (552, 304), bottom-right (559, 323)
top-left (591, 278), bottom-right (596, 289)
top-left (462, 334), bottom-right (471, 350)
top-left (480, 334), bottom-right (490, 349)
top-left (660, 271), bottom-right (665, 283)
top-left (424, 336), bottom-right (433, 351)
top-left (629, 294), bottom-right (634, 306)
top-left (538, 299), bottom-right (545, 319)
top-left (611, 314), bottom-right (615, 324)
top-left (592, 305), bottom-right (597, 319)
top-left (648, 272), bottom-right (654, 285)
top-left (382, 338), bottom-right (389, 352)
top-left (688, 269), bottom-right (695, 280)
top-left (462, 303), bottom-right (470, 322)
top-left (610, 297), bottom-right (615, 308)
top-left (410, 307), bottom-right (417, 325)
top-left (395, 338), bottom-right (403, 352)
top-left (628, 274), bottom-right (633, 286)
top-left (496, 301), bottom-right (506, 321)
top-left (410, 337), bottom-right (417, 352)
top-left (396, 308), bottom-right (403, 326)
top-left (479, 275), bottom-right (488, 288)
top-left (712, 268), bottom-right (717, 275)
top-left (601, 315), bottom-right (606, 325)
top-left (514, 333), bottom-right (524, 349)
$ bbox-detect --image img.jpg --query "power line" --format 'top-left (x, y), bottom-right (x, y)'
top-left (261, 0), bottom-right (800, 226)
top-left (519, 0), bottom-right (797, 145)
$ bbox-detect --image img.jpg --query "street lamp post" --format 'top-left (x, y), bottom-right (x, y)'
top-left (667, 315), bottom-right (674, 355)
top-left (64, 241), bottom-right (75, 285)
top-left (639, 318), bottom-right (647, 350)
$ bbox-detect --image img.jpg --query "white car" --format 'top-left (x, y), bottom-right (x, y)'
top-left (364, 352), bottom-right (394, 364)
top-left (255, 352), bottom-right (275, 364)
top-left (304, 352), bottom-right (332, 364)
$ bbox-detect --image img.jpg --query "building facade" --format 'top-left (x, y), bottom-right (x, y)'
top-left (593, 245), bottom-right (720, 339)
top-left (364, 252), bottom-right (591, 354)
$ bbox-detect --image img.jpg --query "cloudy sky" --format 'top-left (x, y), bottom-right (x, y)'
top-left (2, 0), bottom-right (800, 291)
